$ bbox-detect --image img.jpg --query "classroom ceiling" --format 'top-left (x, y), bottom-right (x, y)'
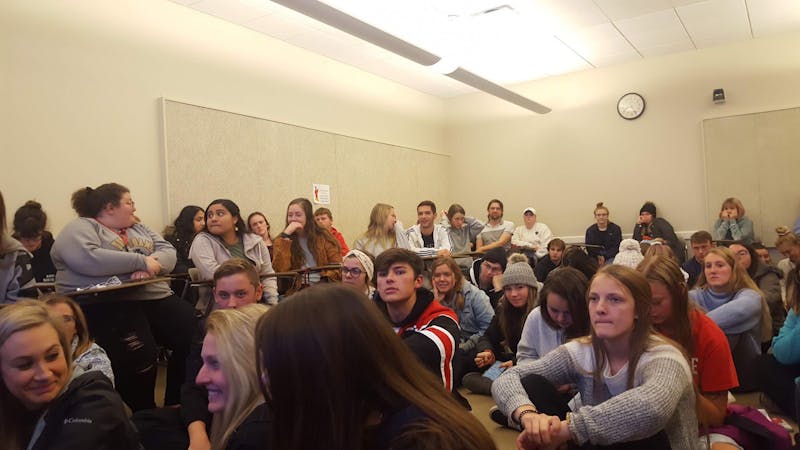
top-left (171, 0), bottom-right (800, 98)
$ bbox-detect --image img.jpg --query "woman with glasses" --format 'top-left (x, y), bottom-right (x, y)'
top-left (585, 202), bottom-right (622, 265)
top-left (51, 183), bottom-right (196, 411)
top-left (341, 249), bottom-right (375, 298)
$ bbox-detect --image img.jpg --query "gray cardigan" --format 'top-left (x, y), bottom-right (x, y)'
top-left (492, 338), bottom-right (698, 449)
top-left (189, 231), bottom-right (278, 304)
top-left (51, 218), bottom-right (175, 300)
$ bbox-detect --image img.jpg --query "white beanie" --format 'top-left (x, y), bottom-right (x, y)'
top-left (614, 239), bottom-right (644, 269)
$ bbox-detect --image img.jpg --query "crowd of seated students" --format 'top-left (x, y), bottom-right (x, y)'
top-left (4, 184), bottom-right (800, 449)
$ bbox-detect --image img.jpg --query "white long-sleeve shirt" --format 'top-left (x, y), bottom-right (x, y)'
top-left (512, 222), bottom-right (553, 259)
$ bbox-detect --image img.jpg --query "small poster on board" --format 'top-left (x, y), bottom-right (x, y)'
top-left (313, 184), bottom-right (330, 205)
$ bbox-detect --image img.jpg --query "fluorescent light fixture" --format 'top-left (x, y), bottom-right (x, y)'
top-left (270, 0), bottom-right (551, 114)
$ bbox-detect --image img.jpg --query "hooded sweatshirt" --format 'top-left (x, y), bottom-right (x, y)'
top-left (1, 232), bottom-right (35, 303)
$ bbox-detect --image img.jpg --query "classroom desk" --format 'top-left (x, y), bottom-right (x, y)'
top-left (65, 277), bottom-right (173, 303)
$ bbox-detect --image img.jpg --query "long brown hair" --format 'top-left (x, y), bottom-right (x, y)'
top-left (538, 268), bottom-right (590, 339)
top-left (255, 285), bottom-right (496, 450)
top-left (431, 256), bottom-right (465, 310)
top-left (637, 256), bottom-right (695, 355)
top-left (498, 286), bottom-right (537, 350)
top-left (285, 198), bottom-right (340, 269)
top-left (585, 265), bottom-right (659, 390)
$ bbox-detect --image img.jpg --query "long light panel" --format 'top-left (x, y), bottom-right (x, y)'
top-left (270, 0), bottom-right (552, 114)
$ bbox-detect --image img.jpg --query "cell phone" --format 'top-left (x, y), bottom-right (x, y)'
top-left (483, 361), bottom-right (507, 381)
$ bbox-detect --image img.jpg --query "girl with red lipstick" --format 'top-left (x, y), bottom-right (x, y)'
top-left (492, 265), bottom-right (697, 450)
top-left (0, 300), bottom-right (140, 449)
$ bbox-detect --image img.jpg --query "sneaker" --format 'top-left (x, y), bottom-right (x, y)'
top-left (489, 405), bottom-right (509, 428)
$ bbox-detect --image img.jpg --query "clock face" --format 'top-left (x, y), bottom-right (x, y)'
top-left (617, 93), bottom-right (645, 120)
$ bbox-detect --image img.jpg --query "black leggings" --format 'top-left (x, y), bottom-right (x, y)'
top-left (520, 374), bottom-right (672, 450)
top-left (755, 353), bottom-right (800, 421)
top-left (81, 295), bottom-right (197, 411)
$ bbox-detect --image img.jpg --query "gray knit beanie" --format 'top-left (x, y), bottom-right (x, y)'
top-left (502, 254), bottom-right (538, 288)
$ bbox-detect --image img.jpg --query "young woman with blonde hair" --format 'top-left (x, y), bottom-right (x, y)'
top-left (0, 300), bottom-right (139, 449)
top-left (492, 265), bottom-right (697, 450)
top-left (196, 304), bottom-right (272, 449)
top-left (689, 246), bottom-right (768, 391)
top-left (43, 294), bottom-right (114, 384)
top-left (352, 203), bottom-right (409, 257)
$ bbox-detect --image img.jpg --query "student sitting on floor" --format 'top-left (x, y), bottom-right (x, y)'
top-left (517, 267), bottom-right (590, 365)
top-left (534, 238), bottom-right (564, 283)
top-left (373, 248), bottom-right (459, 391)
top-left (639, 256), bottom-right (740, 449)
top-left (0, 301), bottom-right (140, 449)
top-left (43, 295), bottom-right (114, 385)
top-left (468, 247), bottom-right (507, 309)
top-left (196, 304), bottom-right (272, 449)
top-left (463, 254), bottom-right (538, 395)
top-left (255, 284), bottom-right (497, 450)
top-left (430, 256), bottom-right (494, 388)
top-left (492, 265), bottom-right (697, 450)
top-left (689, 247), bottom-right (768, 392)
top-left (133, 258), bottom-right (266, 450)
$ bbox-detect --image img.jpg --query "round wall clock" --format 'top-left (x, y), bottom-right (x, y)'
top-left (617, 92), bottom-right (645, 120)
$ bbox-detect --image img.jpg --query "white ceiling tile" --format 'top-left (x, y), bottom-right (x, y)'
top-left (531, 0), bottom-right (610, 28)
top-left (669, 0), bottom-right (706, 6)
top-left (168, 0), bottom-right (202, 6)
top-left (244, 12), bottom-right (318, 39)
top-left (594, 0), bottom-right (674, 21)
top-left (557, 23), bottom-right (640, 65)
top-left (189, 0), bottom-right (268, 24)
top-left (748, 0), bottom-right (800, 37)
top-left (615, 9), bottom-right (693, 50)
top-left (638, 40), bottom-right (696, 57)
top-left (677, 0), bottom-right (751, 48)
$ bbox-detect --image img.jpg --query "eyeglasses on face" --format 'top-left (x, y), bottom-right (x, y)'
top-left (342, 267), bottom-right (363, 276)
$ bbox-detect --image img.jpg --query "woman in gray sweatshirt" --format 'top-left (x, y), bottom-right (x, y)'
top-left (51, 183), bottom-right (197, 412)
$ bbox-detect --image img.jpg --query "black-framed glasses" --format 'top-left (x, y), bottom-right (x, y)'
top-left (342, 267), bottom-right (363, 276)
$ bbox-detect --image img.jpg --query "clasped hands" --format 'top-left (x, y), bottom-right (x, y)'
top-left (516, 411), bottom-right (571, 450)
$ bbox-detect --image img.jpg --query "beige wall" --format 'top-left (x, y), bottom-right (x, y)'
top-left (0, 0), bottom-right (445, 233)
top-left (3, 0), bottom-right (800, 244)
top-left (444, 31), bottom-right (800, 240)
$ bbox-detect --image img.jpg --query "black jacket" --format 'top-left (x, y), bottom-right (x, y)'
top-left (28, 371), bottom-right (142, 450)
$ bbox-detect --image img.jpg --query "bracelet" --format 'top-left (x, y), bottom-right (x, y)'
top-left (516, 408), bottom-right (538, 427)
top-left (279, 232), bottom-right (290, 239)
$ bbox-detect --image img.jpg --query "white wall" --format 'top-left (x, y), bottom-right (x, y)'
top-left (444, 31), bottom-right (800, 241)
top-left (0, 0), bottom-right (445, 233)
top-left (4, 0), bottom-right (800, 244)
